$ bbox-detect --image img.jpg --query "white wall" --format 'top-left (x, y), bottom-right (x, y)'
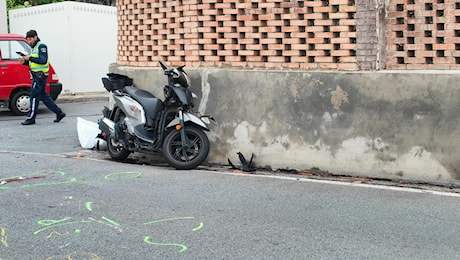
top-left (0, 0), bottom-right (7, 33)
top-left (9, 2), bottom-right (117, 93)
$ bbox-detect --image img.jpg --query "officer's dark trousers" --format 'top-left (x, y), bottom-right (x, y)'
top-left (26, 72), bottom-right (62, 120)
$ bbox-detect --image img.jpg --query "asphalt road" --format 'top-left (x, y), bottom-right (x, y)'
top-left (1, 100), bottom-right (460, 259)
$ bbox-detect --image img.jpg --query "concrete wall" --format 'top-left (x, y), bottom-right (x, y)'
top-left (110, 64), bottom-right (460, 185)
top-left (8, 2), bottom-right (117, 94)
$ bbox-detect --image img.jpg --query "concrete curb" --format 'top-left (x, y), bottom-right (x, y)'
top-left (56, 92), bottom-right (110, 103)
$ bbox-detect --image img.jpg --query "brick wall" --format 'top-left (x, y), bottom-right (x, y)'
top-left (386, 0), bottom-right (460, 69)
top-left (116, 0), bottom-right (460, 70)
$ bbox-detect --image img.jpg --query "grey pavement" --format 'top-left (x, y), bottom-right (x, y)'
top-left (1, 99), bottom-right (460, 259)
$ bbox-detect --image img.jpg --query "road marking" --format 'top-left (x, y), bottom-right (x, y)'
top-left (213, 171), bottom-right (460, 198)
top-left (1, 227), bottom-right (8, 247)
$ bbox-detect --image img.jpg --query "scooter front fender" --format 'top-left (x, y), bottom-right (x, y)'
top-left (166, 112), bottom-right (209, 130)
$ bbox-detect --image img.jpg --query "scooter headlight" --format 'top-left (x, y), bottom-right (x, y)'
top-left (201, 116), bottom-right (211, 124)
top-left (200, 115), bottom-right (215, 125)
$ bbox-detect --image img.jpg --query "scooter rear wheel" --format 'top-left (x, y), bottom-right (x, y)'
top-left (163, 126), bottom-right (210, 170)
top-left (107, 134), bottom-right (130, 161)
top-left (107, 113), bottom-right (130, 161)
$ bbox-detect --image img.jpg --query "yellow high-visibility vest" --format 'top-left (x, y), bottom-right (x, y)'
top-left (29, 41), bottom-right (49, 73)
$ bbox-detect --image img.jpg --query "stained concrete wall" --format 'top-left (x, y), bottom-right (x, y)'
top-left (110, 64), bottom-right (460, 185)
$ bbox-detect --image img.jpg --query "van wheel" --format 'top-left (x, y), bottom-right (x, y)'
top-left (10, 90), bottom-right (30, 115)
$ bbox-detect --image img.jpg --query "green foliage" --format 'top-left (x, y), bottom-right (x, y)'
top-left (6, 0), bottom-right (25, 9)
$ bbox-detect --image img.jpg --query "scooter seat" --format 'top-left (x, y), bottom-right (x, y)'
top-left (125, 85), bottom-right (156, 100)
top-left (124, 86), bottom-right (164, 127)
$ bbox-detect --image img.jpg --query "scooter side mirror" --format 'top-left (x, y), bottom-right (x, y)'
top-left (159, 59), bottom-right (168, 71)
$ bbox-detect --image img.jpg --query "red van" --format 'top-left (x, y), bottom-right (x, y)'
top-left (0, 33), bottom-right (62, 115)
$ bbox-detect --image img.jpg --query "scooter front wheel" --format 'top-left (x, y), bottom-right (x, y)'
top-left (163, 126), bottom-right (210, 170)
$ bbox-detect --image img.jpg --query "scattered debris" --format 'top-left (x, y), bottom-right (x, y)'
top-left (228, 152), bottom-right (255, 172)
top-left (0, 176), bottom-right (45, 185)
top-left (95, 133), bottom-right (107, 151)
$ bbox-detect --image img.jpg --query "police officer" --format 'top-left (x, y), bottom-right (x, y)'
top-left (19, 29), bottom-right (65, 125)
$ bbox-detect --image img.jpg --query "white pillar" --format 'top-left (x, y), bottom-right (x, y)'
top-left (0, 0), bottom-right (7, 33)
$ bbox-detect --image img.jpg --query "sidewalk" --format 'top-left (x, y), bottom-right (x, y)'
top-left (57, 91), bottom-right (110, 103)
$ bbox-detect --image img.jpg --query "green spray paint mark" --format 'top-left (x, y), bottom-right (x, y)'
top-left (104, 171), bottom-right (141, 181)
top-left (144, 216), bottom-right (195, 225)
top-left (34, 220), bottom-right (92, 235)
top-left (192, 222), bottom-right (204, 231)
top-left (38, 218), bottom-right (71, 226)
top-left (144, 216), bottom-right (203, 231)
top-left (85, 201), bottom-right (93, 211)
top-left (100, 216), bottom-right (121, 227)
top-left (142, 216), bottom-right (203, 252)
top-left (143, 236), bottom-right (187, 252)
top-left (46, 251), bottom-right (102, 259)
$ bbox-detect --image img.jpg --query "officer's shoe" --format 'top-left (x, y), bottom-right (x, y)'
top-left (21, 119), bottom-right (35, 125)
top-left (54, 112), bottom-right (66, 123)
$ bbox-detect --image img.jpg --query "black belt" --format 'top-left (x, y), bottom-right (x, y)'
top-left (31, 71), bottom-right (48, 77)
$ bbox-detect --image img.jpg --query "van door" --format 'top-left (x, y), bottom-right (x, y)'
top-left (0, 39), bottom-right (32, 100)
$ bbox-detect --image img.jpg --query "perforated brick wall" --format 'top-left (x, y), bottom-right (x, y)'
top-left (386, 0), bottom-right (460, 69)
top-left (117, 0), bottom-right (358, 69)
top-left (117, 0), bottom-right (460, 70)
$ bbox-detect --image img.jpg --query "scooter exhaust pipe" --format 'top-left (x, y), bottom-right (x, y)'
top-left (98, 117), bottom-right (115, 136)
